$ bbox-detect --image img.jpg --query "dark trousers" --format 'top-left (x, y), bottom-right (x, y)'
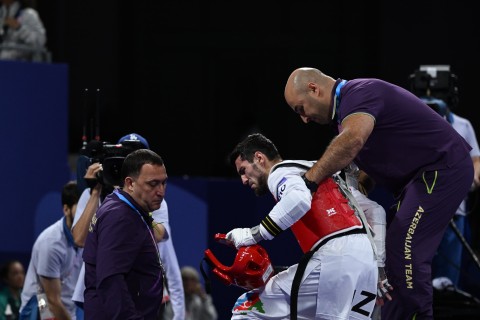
top-left (382, 155), bottom-right (473, 320)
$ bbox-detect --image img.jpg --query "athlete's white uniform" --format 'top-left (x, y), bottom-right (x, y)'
top-left (344, 162), bottom-right (387, 268)
top-left (231, 160), bottom-right (377, 320)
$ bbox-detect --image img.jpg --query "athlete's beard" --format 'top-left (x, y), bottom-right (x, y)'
top-left (252, 164), bottom-right (269, 196)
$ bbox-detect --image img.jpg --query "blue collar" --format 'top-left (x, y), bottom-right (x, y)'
top-left (62, 217), bottom-right (76, 249)
top-left (114, 189), bottom-right (152, 226)
top-left (332, 80), bottom-right (347, 124)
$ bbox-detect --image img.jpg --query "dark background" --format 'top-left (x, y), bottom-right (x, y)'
top-left (19, 0), bottom-right (480, 317)
top-left (36, 0), bottom-right (480, 178)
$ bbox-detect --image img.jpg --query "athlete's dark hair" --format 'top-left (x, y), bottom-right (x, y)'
top-left (229, 133), bottom-right (282, 166)
top-left (121, 149), bottom-right (164, 181)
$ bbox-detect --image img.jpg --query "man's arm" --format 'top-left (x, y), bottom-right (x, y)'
top-left (72, 185), bottom-right (101, 247)
top-left (305, 113), bottom-right (375, 184)
top-left (152, 221), bottom-right (166, 242)
top-left (227, 169), bottom-right (312, 248)
top-left (473, 156), bottom-right (480, 188)
top-left (39, 276), bottom-right (71, 320)
top-left (160, 235), bottom-right (186, 320)
top-left (72, 162), bottom-right (103, 247)
top-left (153, 203), bottom-right (186, 320)
top-left (461, 118), bottom-right (480, 188)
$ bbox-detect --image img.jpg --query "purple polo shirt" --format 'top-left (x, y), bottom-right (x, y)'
top-left (83, 190), bottom-right (163, 319)
top-left (333, 78), bottom-right (471, 193)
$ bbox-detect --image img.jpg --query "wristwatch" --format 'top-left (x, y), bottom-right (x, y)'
top-left (301, 173), bottom-right (319, 193)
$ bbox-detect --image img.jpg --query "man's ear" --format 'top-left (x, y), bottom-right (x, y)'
top-left (254, 151), bottom-right (264, 163)
top-left (307, 82), bottom-right (318, 94)
top-left (124, 177), bottom-right (134, 191)
top-left (62, 204), bottom-right (69, 216)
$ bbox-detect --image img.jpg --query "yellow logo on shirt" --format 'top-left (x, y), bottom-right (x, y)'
top-left (89, 213), bottom-right (97, 233)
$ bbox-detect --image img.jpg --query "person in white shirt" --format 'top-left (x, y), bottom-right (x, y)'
top-left (0, 0), bottom-right (47, 61)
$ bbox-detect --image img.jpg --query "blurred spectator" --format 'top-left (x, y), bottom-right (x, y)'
top-left (19, 181), bottom-right (82, 320)
top-left (0, 0), bottom-right (47, 62)
top-left (0, 260), bottom-right (25, 320)
top-left (181, 266), bottom-right (217, 320)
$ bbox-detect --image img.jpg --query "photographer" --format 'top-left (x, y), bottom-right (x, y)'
top-left (71, 162), bottom-right (103, 247)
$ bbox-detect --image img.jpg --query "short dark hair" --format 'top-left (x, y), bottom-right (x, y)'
top-left (229, 133), bottom-right (281, 166)
top-left (121, 149), bottom-right (164, 181)
top-left (62, 181), bottom-right (80, 208)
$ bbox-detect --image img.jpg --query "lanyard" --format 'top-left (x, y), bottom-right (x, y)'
top-left (114, 190), bottom-right (166, 290)
top-left (333, 80), bottom-right (347, 124)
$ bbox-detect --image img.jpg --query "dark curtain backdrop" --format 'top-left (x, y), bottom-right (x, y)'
top-left (37, 0), bottom-right (480, 178)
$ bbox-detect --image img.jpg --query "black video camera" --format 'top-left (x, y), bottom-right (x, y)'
top-left (408, 65), bottom-right (459, 110)
top-left (80, 140), bottom-right (145, 187)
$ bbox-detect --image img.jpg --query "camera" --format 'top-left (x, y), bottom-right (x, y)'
top-left (408, 65), bottom-right (459, 111)
top-left (80, 139), bottom-right (145, 187)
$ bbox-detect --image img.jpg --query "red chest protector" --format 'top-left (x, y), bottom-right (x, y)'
top-left (291, 176), bottom-right (362, 253)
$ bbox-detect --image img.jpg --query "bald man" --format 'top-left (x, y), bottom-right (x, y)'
top-left (284, 67), bottom-right (474, 320)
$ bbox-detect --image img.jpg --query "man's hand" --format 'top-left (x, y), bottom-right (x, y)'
top-left (84, 162), bottom-right (103, 189)
top-left (226, 228), bottom-right (257, 249)
top-left (85, 162), bottom-right (103, 179)
top-left (376, 267), bottom-right (393, 305)
top-left (4, 17), bottom-right (21, 30)
top-left (301, 173), bottom-right (318, 193)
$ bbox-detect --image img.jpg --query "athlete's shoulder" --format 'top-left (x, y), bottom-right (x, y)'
top-left (268, 160), bottom-right (313, 199)
top-left (271, 160), bottom-right (314, 173)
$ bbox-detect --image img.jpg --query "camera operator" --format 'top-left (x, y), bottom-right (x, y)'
top-left (409, 66), bottom-right (480, 290)
top-left (71, 162), bottom-right (103, 247)
top-left (427, 98), bottom-right (480, 289)
top-left (71, 133), bottom-right (186, 320)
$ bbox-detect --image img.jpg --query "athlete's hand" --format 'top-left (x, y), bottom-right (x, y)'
top-left (376, 267), bottom-right (393, 305)
top-left (226, 228), bottom-right (257, 249)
